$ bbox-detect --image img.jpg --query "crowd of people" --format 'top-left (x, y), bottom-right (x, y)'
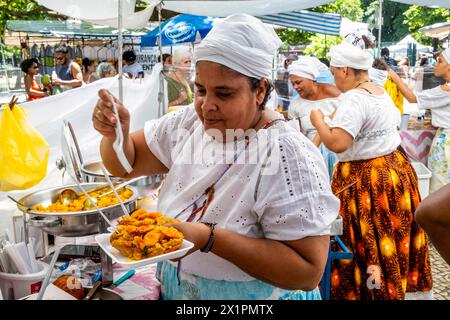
top-left (15, 12), bottom-right (450, 301)
top-left (90, 13), bottom-right (450, 300)
top-left (20, 43), bottom-right (197, 107)
top-left (20, 47), bottom-right (149, 101)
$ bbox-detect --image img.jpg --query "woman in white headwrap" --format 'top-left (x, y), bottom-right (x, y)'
top-left (288, 57), bottom-right (342, 179)
top-left (387, 48), bottom-right (450, 193)
top-left (311, 42), bottom-right (432, 300)
top-left (92, 14), bottom-right (339, 300)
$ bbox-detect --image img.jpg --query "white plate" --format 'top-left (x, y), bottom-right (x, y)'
top-left (94, 233), bottom-right (194, 268)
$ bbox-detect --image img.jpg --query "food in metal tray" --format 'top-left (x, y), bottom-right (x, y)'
top-left (33, 186), bottom-right (133, 213)
top-left (110, 209), bottom-right (184, 260)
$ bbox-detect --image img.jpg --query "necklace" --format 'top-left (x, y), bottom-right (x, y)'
top-left (354, 79), bottom-right (371, 89)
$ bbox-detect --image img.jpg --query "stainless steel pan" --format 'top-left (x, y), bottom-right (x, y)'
top-left (17, 183), bottom-right (138, 237)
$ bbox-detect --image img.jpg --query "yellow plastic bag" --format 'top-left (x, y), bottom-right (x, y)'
top-left (384, 77), bottom-right (404, 115)
top-left (0, 104), bottom-right (49, 191)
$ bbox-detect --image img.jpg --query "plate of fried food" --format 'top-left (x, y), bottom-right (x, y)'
top-left (95, 209), bottom-right (194, 268)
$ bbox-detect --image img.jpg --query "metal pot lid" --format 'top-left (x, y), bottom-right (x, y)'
top-left (81, 159), bottom-right (114, 178)
top-left (61, 120), bottom-right (84, 183)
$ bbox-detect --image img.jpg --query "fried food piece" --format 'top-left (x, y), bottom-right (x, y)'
top-left (110, 210), bottom-right (184, 260)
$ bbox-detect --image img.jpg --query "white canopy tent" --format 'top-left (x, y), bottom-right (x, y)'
top-left (387, 35), bottom-right (433, 58)
top-left (37, 0), bottom-right (339, 25)
top-left (35, 0), bottom-right (157, 28)
top-left (419, 21), bottom-right (450, 40)
top-left (155, 0), bottom-right (337, 17)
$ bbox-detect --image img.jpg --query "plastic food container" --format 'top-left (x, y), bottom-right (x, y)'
top-left (0, 261), bottom-right (49, 300)
top-left (411, 162), bottom-right (432, 199)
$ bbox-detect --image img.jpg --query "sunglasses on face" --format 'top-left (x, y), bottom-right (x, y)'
top-left (55, 56), bottom-right (65, 61)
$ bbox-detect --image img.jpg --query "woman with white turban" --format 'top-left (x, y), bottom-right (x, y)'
top-left (92, 14), bottom-right (339, 300)
top-left (311, 42), bottom-right (432, 300)
top-left (387, 48), bottom-right (450, 193)
top-left (288, 57), bottom-right (342, 179)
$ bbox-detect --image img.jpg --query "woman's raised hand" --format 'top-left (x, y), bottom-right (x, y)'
top-left (92, 89), bottom-right (130, 140)
top-left (310, 109), bottom-right (325, 128)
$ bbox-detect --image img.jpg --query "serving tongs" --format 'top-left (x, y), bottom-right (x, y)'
top-left (66, 171), bottom-right (118, 233)
top-left (110, 95), bottom-right (133, 174)
top-left (100, 164), bottom-right (129, 216)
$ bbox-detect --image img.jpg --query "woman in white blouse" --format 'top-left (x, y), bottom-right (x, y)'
top-left (387, 48), bottom-right (450, 193)
top-left (311, 42), bottom-right (432, 300)
top-left (92, 14), bottom-right (339, 300)
top-left (288, 57), bottom-right (342, 179)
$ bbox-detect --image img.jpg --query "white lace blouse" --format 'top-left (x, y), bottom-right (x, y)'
top-left (288, 96), bottom-right (342, 141)
top-left (144, 105), bottom-right (340, 281)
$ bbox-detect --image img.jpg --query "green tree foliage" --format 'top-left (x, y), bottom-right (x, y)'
top-left (0, 0), bottom-right (59, 41)
top-left (0, 42), bottom-right (20, 59)
top-left (314, 0), bottom-right (363, 22)
top-left (277, 0), bottom-right (363, 51)
top-left (303, 0), bottom-right (363, 58)
top-left (276, 29), bottom-right (313, 47)
top-left (362, 0), bottom-right (410, 44)
top-left (304, 34), bottom-right (343, 59)
top-left (403, 5), bottom-right (450, 46)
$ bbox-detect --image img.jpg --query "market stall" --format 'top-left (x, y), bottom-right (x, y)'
top-left (0, 0), bottom-right (394, 302)
top-left (4, 19), bottom-right (148, 64)
top-left (400, 115), bottom-right (437, 165)
top-left (0, 67), bottom-right (164, 299)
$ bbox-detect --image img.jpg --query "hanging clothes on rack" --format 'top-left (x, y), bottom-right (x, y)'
top-left (97, 45), bottom-right (108, 63)
top-left (106, 43), bottom-right (115, 65)
top-left (39, 44), bottom-right (46, 72)
top-left (75, 45), bottom-right (83, 66)
top-left (30, 43), bottom-right (39, 60)
top-left (67, 44), bottom-right (75, 60)
top-left (83, 44), bottom-right (95, 61)
top-left (44, 45), bottom-right (55, 76)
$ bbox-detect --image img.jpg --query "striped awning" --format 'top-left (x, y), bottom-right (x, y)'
top-left (259, 10), bottom-right (341, 36)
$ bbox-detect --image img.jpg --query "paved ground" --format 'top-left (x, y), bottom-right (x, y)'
top-left (429, 243), bottom-right (450, 300)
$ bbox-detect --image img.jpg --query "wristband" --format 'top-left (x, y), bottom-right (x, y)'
top-left (200, 222), bottom-right (217, 253)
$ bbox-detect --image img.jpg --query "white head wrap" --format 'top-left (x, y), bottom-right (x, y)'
top-left (343, 30), bottom-right (375, 50)
top-left (288, 57), bottom-right (327, 81)
top-left (441, 47), bottom-right (450, 64)
top-left (194, 14), bottom-right (281, 79)
top-left (330, 42), bottom-right (374, 70)
top-left (368, 67), bottom-right (388, 86)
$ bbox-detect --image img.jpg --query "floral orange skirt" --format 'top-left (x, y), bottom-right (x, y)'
top-left (330, 150), bottom-right (433, 300)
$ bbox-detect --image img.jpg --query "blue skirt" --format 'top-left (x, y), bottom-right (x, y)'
top-left (319, 143), bottom-right (338, 181)
top-left (156, 261), bottom-right (322, 300)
